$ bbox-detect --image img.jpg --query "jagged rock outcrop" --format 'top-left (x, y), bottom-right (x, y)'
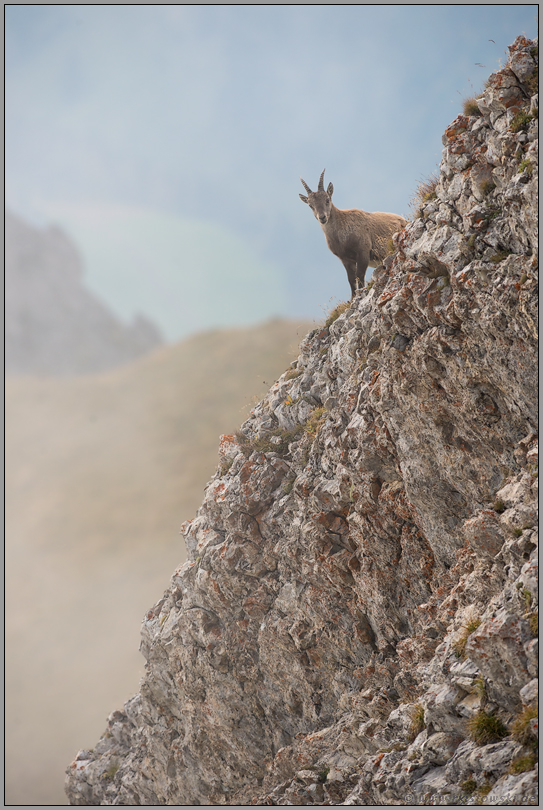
top-left (6, 210), bottom-right (162, 375)
top-left (66, 37), bottom-right (538, 806)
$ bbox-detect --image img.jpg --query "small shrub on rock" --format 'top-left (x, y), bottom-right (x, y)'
top-left (510, 110), bottom-right (533, 133)
top-left (509, 752), bottom-right (537, 774)
top-left (511, 704), bottom-right (538, 747)
top-left (236, 425), bottom-right (305, 458)
top-left (463, 97), bottom-right (482, 117)
top-left (385, 237), bottom-right (396, 256)
top-left (518, 158), bottom-right (534, 176)
top-left (409, 704), bottom-right (425, 741)
top-left (317, 766), bottom-right (330, 783)
top-left (460, 778), bottom-right (477, 795)
top-left (481, 180), bottom-right (496, 196)
top-left (102, 763), bottom-right (120, 781)
top-left (325, 301), bottom-right (350, 328)
top-left (304, 407), bottom-right (326, 436)
top-left (453, 617), bottom-right (481, 658)
top-left (526, 69), bottom-right (538, 95)
top-left (467, 710), bottom-right (509, 745)
top-left (409, 172), bottom-right (439, 218)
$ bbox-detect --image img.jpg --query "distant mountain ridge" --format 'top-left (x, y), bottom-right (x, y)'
top-left (5, 210), bottom-right (163, 375)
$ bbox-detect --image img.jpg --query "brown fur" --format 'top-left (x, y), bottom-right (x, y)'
top-left (300, 170), bottom-right (407, 295)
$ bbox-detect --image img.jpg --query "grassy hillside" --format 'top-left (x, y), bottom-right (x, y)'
top-left (5, 317), bottom-right (313, 806)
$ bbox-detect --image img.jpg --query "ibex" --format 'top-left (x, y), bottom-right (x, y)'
top-left (299, 170), bottom-right (407, 296)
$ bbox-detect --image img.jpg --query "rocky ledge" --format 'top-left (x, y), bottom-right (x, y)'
top-left (66, 36), bottom-right (538, 806)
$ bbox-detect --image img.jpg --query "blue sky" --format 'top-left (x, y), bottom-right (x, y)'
top-left (6, 5), bottom-right (538, 339)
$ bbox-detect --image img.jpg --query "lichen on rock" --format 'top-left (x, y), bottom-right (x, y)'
top-left (66, 35), bottom-right (538, 807)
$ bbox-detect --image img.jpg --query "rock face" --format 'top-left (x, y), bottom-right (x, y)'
top-left (6, 210), bottom-right (162, 375)
top-left (65, 37), bottom-right (538, 806)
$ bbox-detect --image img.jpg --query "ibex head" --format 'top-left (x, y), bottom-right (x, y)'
top-left (299, 169), bottom-right (334, 225)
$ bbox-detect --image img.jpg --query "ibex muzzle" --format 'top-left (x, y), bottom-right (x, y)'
top-left (299, 169), bottom-right (407, 296)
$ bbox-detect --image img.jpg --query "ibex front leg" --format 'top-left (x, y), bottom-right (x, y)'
top-left (341, 258), bottom-right (359, 298)
top-left (354, 253), bottom-right (369, 292)
top-left (342, 255), bottom-right (368, 297)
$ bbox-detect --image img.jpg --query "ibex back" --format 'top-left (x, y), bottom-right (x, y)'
top-left (299, 169), bottom-right (407, 296)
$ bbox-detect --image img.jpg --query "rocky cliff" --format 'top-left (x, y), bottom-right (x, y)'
top-left (6, 211), bottom-right (162, 375)
top-left (66, 36), bottom-right (538, 806)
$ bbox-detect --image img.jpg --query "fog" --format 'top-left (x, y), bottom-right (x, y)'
top-left (6, 5), bottom-right (538, 337)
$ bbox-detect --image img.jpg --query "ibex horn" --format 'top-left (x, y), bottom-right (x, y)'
top-left (318, 169), bottom-right (326, 191)
top-left (300, 177), bottom-right (312, 194)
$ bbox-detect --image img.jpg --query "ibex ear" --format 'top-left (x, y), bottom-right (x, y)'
top-left (327, 182), bottom-right (334, 197)
top-left (299, 194), bottom-right (309, 204)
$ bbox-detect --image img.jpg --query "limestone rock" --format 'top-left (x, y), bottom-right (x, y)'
top-left (65, 36), bottom-right (538, 807)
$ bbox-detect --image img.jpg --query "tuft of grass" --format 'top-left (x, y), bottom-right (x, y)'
top-left (304, 407), bottom-right (327, 437)
top-left (284, 368), bottom-right (302, 381)
top-left (463, 97), bottom-right (483, 117)
top-left (460, 778), bottom-right (477, 795)
top-left (510, 110), bottom-right (533, 133)
top-left (282, 472), bottom-right (297, 495)
top-left (474, 677), bottom-right (487, 701)
top-left (509, 752), bottom-right (537, 774)
top-left (518, 158), bottom-right (534, 176)
top-left (219, 458), bottom-right (234, 477)
top-left (236, 425), bottom-right (305, 458)
top-left (476, 783), bottom-right (493, 798)
top-left (385, 237), bottom-right (396, 256)
top-left (317, 766), bottom-right (330, 783)
top-left (481, 180), bottom-right (496, 196)
top-left (235, 430), bottom-right (250, 451)
top-left (467, 710), bottom-right (509, 745)
top-left (236, 406), bottom-right (327, 459)
top-left (493, 498), bottom-right (506, 513)
top-left (102, 763), bottom-right (119, 781)
top-left (325, 301), bottom-right (350, 328)
top-left (521, 588), bottom-right (533, 610)
top-left (379, 742), bottom-right (409, 754)
top-left (453, 617), bottom-right (481, 658)
top-left (526, 69), bottom-right (538, 95)
top-left (409, 704), bottom-right (426, 741)
top-left (483, 207), bottom-right (501, 221)
top-left (511, 704), bottom-right (538, 747)
top-left (529, 612), bottom-right (538, 636)
top-left (409, 172), bottom-right (439, 218)
top-left (489, 251), bottom-right (511, 264)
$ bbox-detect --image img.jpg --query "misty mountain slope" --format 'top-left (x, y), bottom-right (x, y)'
top-left (5, 209), bottom-right (162, 375)
top-left (5, 317), bottom-right (312, 806)
top-left (65, 36), bottom-right (538, 807)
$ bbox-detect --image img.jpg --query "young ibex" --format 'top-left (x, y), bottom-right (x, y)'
top-left (299, 169), bottom-right (407, 295)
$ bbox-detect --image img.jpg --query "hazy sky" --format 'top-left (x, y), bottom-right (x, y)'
top-left (6, 5), bottom-right (538, 339)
